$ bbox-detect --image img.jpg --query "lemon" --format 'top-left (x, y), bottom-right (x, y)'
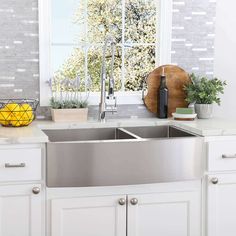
top-left (0, 103), bottom-right (34, 127)
top-left (0, 120), bottom-right (10, 126)
top-left (7, 104), bottom-right (22, 127)
top-left (21, 104), bottom-right (33, 112)
top-left (0, 106), bottom-right (12, 126)
top-left (0, 107), bottom-right (11, 119)
top-left (20, 104), bottom-right (34, 126)
top-left (10, 113), bottom-right (21, 127)
top-left (10, 120), bottom-right (22, 127)
top-left (5, 103), bottom-right (20, 112)
top-left (0, 111), bottom-right (10, 126)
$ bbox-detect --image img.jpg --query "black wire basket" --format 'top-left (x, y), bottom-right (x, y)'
top-left (0, 99), bottom-right (39, 127)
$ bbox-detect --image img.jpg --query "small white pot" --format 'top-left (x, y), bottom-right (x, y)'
top-left (195, 104), bottom-right (213, 119)
top-left (51, 108), bottom-right (88, 122)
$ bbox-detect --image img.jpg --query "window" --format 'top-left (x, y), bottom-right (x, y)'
top-left (39, 0), bottom-right (172, 106)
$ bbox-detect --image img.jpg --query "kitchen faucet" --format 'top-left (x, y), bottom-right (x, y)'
top-left (99, 37), bottom-right (117, 122)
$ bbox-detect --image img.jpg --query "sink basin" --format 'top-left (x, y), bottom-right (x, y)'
top-left (43, 127), bottom-right (137, 142)
top-left (44, 125), bottom-right (203, 188)
top-left (124, 125), bottom-right (195, 139)
top-left (43, 126), bottom-right (193, 142)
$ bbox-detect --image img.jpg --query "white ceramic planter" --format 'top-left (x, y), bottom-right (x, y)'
top-left (51, 108), bottom-right (88, 122)
top-left (195, 104), bottom-right (213, 119)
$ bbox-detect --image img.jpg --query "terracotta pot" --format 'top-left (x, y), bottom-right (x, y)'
top-left (195, 104), bottom-right (213, 119)
top-left (51, 108), bottom-right (88, 122)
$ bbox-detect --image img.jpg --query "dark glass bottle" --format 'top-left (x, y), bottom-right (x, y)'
top-left (158, 68), bottom-right (168, 118)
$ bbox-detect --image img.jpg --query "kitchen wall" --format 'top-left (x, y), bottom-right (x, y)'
top-left (213, 0), bottom-right (236, 118)
top-left (0, 0), bottom-right (216, 119)
top-left (0, 0), bottom-right (39, 99)
top-left (171, 0), bottom-right (216, 76)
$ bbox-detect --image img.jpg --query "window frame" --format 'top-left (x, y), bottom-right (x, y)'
top-left (39, 0), bottom-right (173, 106)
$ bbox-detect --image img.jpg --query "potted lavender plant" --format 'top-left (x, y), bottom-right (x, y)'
top-left (50, 76), bottom-right (91, 122)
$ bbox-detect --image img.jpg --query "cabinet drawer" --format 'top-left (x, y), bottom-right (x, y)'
top-left (0, 148), bottom-right (41, 182)
top-left (208, 140), bottom-right (236, 171)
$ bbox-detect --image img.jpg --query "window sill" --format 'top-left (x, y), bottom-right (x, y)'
top-left (40, 91), bottom-right (144, 107)
top-left (88, 91), bottom-right (144, 105)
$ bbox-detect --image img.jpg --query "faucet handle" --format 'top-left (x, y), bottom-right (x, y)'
top-left (106, 96), bottom-right (117, 114)
top-left (106, 94), bottom-right (116, 100)
top-left (106, 105), bottom-right (117, 114)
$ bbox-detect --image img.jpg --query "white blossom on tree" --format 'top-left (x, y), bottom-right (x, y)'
top-left (53, 0), bottom-right (157, 92)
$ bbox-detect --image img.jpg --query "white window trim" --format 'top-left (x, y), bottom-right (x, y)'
top-left (38, 0), bottom-right (52, 106)
top-left (158, 0), bottom-right (173, 65)
top-left (38, 0), bottom-right (172, 106)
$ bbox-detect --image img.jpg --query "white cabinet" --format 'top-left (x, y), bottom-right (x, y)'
top-left (207, 173), bottom-right (236, 236)
top-left (0, 184), bottom-right (43, 236)
top-left (128, 192), bottom-right (201, 236)
top-left (207, 140), bottom-right (236, 171)
top-left (51, 195), bottom-right (126, 236)
top-left (0, 147), bottom-right (42, 182)
top-left (0, 144), bottom-right (44, 236)
top-left (49, 185), bottom-right (201, 236)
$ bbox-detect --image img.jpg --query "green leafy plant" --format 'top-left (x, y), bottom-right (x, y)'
top-left (184, 73), bottom-right (227, 105)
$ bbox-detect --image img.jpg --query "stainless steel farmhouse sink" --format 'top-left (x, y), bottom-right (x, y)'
top-left (124, 125), bottom-right (195, 139)
top-left (43, 126), bottom-right (203, 188)
top-left (43, 127), bottom-right (137, 142)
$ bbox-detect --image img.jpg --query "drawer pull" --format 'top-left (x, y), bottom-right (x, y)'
top-left (222, 154), bottom-right (236, 159)
top-left (5, 163), bottom-right (26, 168)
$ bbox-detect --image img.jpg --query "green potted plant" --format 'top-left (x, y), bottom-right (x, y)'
top-left (50, 76), bottom-right (91, 122)
top-left (184, 74), bottom-right (226, 119)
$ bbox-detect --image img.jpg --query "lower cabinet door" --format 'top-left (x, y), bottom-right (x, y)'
top-left (50, 195), bottom-right (127, 236)
top-left (127, 191), bottom-right (201, 236)
top-left (207, 173), bottom-right (236, 236)
top-left (0, 184), bottom-right (43, 236)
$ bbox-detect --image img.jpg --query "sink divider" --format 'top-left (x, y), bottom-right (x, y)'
top-left (117, 128), bottom-right (142, 140)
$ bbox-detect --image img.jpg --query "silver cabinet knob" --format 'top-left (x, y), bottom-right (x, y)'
top-left (118, 198), bottom-right (126, 206)
top-left (130, 198), bottom-right (138, 205)
top-left (211, 177), bottom-right (219, 185)
top-left (32, 187), bottom-right (40, 194)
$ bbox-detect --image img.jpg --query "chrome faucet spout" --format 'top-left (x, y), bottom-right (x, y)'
top-left (99, 37), bottom-right (118, 122)
top-left (109, 41), bottom-right (116, 97)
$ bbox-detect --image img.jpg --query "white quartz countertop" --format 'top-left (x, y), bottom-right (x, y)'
top-left (172, 118), bottom-right (236, 136)
top-left (0, 117), bottom-right (236, 144)
top-left (0, 125), bottom-right (49, 144)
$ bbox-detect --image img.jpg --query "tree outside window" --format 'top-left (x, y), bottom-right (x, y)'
top-left (51, 0), bottom-right (157, 92)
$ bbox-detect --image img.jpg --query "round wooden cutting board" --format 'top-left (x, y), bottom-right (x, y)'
top-left (144, 65), bottom-right (191, 117)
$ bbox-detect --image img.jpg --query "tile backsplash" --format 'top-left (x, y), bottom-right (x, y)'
top-left (171, 0), bottom-right (216, 76)
top-left (0, 0), bottom-right (216, 119)
top-left (0, 0), bottom-right (39, 100)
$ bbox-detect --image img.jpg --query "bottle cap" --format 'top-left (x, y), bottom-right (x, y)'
top-left (162, 67), bottom-right (165, 76)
